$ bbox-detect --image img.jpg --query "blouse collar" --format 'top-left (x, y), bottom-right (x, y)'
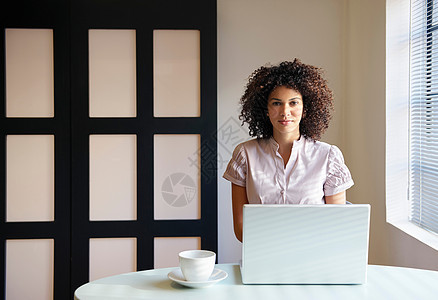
top-left (269, 135), bottom-right (304, 152)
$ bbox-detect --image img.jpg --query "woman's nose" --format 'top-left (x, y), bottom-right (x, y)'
top-left (281, 105), bottom-right (290, 116)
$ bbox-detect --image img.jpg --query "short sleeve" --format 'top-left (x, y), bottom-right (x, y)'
top-left (222, 143), bottom-right (247, 187)
top-left (323, 145), bottom-right (354, 196)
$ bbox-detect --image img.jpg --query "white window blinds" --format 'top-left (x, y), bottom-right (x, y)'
top-left (410, 0), bottom-right (438, 235)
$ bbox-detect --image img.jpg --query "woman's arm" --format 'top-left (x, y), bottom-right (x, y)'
top-left (231, 183), bottom-right (249, 242)
top-left (325, 191), bottom-right (346, 204)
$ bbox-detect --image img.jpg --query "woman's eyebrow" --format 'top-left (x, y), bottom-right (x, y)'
top-left (269, 96), bottom-right (301, 101)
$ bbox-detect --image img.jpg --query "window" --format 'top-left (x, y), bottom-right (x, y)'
top-left (410, 0), bottom-right (438, 236)
top-left (386, 0), bottom-right (438, 250)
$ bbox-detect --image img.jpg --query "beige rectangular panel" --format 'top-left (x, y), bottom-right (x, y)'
top-left (6, 239), bottom-right (54, 300)
top-left (89, 238), bottom-right (137, 281)
top-left (6, 135), bottom-right (54, 222)
top-left (154, 134), bottom-right (200, 220)
top-left (89, 29), bottom-right (137, 117)
top-left (90, 135), bottom-right (137, 221)
top-left (6, 29), bottom-right (54, 117)
top-left (154, 237), bottom-right (200, 268)
top-left (153, 30), bottom-right (200, 117)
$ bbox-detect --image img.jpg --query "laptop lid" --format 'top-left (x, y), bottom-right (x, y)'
top-left (241, 204), bottom-right (370, 284)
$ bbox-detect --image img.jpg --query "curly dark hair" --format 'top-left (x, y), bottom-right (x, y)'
top-left (239, 59), bottom-right (334, 140)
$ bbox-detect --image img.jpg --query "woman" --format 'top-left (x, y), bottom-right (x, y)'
top-left (223, 59), bottom-right (354, 242)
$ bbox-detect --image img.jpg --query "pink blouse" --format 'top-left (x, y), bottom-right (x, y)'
top-left (223, 137), bottom-right (354, 204)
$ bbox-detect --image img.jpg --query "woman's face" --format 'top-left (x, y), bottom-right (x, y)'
top-left (267, 86), bottom-right (303, 140)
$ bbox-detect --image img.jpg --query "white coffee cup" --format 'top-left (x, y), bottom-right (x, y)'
top-left (179, 250), bottom-right (216, 282)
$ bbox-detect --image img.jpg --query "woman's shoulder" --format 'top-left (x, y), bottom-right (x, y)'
top-left (230, 138), bottom-right (272, 160)
top-left (235, 138), bottom-right (270, 150)
top-left (302, 137), bottom-right (341, 156)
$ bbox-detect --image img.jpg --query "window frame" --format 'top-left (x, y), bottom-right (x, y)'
top-left (386, 0), bottom-right (438, 251)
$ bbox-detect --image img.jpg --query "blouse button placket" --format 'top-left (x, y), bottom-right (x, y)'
top-left (272, 140), bottom-right (287, 204)
top-left (276, 152), bottom-right (287, 204)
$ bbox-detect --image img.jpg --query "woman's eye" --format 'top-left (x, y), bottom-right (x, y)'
top-left (272, 102), bottom-right (281, 106)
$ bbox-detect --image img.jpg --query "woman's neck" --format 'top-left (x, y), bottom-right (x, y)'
top-left (272, 131), bottom-right (300, 149)
top-left (272, 132), bottom-right (300, 167)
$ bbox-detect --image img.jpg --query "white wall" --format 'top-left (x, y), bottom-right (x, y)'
top-left (217, 0), bottom-right (348, 263)
top-left (217, 0), bottom-right (438, 270)
top-left (345, 0), bottom-right (438, 270)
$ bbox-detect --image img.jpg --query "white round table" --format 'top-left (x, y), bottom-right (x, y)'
top-left (74, 263), bottom-right (438, 300)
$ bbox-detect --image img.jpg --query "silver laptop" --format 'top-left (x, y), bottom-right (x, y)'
top-left (241, 204), bottom-right (370, 284)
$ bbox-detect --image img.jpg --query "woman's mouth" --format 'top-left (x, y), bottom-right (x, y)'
top-left (278, 120), bottom-right (293, 126)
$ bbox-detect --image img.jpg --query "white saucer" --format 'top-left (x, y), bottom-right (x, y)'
top-left (168, 268), bottom-right (228, 288)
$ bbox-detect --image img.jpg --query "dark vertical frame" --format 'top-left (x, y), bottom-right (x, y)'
top-left (0, 0), bottom-right (71, 299)
top-left (0, 0), bottom-right (217, 298)
top-left (70, 0), bottom-right (217, 295)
